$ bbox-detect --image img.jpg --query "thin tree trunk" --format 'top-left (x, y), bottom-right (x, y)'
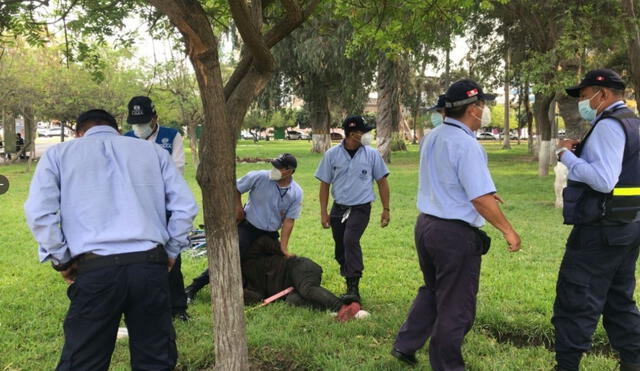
top-left (502, 42), bottom-right (511, 149)
top-left (534, 92), bottom-right (554, 176)
top-left (523, 78), bottom-right (534, 154)
top-left (308, 80), bottom-right (331, 153)
top-left (621, 0), bottom-right (640, 109)
top-left (377, 56), bottom-right (405, 163)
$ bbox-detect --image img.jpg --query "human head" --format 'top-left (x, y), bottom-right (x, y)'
top-left (428, 94), bottom-right (446, 127)
top-left (75, 109), bottom-right (118, 137)
top-left (565, 69), bottom-right (626, 117)
top-left (342, 115), bottom-right (373, 145)
top-left (127, 96), bottom-right (158, 138)
top-left (270, 153), bottom-right (297, 180)
top-left (444, 79), bottom-right (495, 131)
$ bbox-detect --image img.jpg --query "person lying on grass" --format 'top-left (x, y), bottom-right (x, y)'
top-left (242, 235), bottom-right (364, 322)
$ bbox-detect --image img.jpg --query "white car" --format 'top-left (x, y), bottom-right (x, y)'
top-left (44, 127), bottom-right (71, 137)
top-left (476, 132), bottom-right (497, 140)
top-left (37, 128), bottom-right (49, 137)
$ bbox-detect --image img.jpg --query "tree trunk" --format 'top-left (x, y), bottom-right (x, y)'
top-left (621, 0), bottom-right (640, 109)
top-left (557, 93), bottom-right (586, 140)
top-left (308, 78), bottom-right (331, 153)
top-left (523, 79), bottom-right (534, 154)
top-left (377, 56), bottom-right (405, 163)
top-left (534, 92), bottom-right (554, 176)
top-left (24, 110), bottom-right (36, 171)
top-left (502, 39), bottom-right (511, 149)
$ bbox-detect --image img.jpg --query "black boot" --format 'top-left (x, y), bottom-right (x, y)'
top-left (342, 277), bottom-right (361, 303)
top-left (185, 282), bottom-right (204, 305)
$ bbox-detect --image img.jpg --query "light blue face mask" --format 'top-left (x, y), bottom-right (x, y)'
top-left (431, 112), bottom-right (443, 127)
top-left (578, 90), bottom-right (602, 122)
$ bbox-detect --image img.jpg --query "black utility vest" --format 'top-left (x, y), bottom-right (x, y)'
top-left (563, 105), bottom-right (640, 225)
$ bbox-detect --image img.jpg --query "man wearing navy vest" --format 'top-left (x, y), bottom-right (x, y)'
top-left (125, 96), bottom-right (189, 321)
top-left (554, 69), bottom-right (640, 371)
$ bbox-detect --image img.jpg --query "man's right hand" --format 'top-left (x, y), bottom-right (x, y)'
top-left (321, 211), bottom-right (330, 229)
top-left (235, 206), bottom-right (246, 223)
top-left (503, 229), bottom-right (521, 252)
top-left (167, 258), bottom-right (176, 272)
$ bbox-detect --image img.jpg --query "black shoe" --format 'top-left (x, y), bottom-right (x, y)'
top-left (185, 284), bottom-right (200, 305)
top-left (173, 311), bottom-right (190, 322)
top-left (391, 348), bottom-right (417, 366)
top-left (344, 277), bottom-right (361, 302)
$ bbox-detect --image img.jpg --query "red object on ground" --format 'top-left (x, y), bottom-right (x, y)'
top-left (337, 302), bottom-right (361, 322)
top-left (261, 287), bottom-right (295, 306)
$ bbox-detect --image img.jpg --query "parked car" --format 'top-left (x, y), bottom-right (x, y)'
top-left (299, 132), bottom-right (311, 140)
top-left (499, 133), bottom-right (519, 140)
top-left (476, 132), bottom-right (497, 140)
top-left (43, 127), bottom-right (71, 137)
top-left (287, 130), bottom-right (303, 140)
top-left (37, 128), bottom-right (49, 137)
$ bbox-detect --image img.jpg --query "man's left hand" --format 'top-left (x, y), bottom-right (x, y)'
top-left (381, 209), bottom-right (390, 228)
top-left (558, 139), bottom-right (579, 151)
top-left (167, 258), bottom-right (176, 272)
top-left (60, 262), bottom-right (78, 284)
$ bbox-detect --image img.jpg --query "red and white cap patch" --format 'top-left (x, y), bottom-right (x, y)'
top-left (466, 88), bottom-right (478, 97)
top-left (596, 76), bottom-right (605, 81)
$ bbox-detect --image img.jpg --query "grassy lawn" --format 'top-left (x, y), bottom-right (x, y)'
top-left (0, 140), bottom-right (625, 370)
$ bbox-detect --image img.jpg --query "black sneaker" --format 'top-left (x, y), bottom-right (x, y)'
top-left (391, 348), bottom-right (418, 366)
top-left (173, 311), bottom-right (190, 322)
top-left (185, 285), bottom-right (199, 305)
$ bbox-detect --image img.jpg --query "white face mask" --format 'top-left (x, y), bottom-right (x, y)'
top-left (133, 123), bottom-right (153, 139)
top-left (269, 168), bottom-right (283, 181)
top-left (360, 132), bottom-right (373, 146)
top-left (473, 105), bottom-right (492, 127)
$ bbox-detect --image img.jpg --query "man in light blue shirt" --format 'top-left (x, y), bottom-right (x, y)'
top-left (391, 80), bottom-right (520, 369)
top-left (315, 115), bottom-right (390, 302)
top-left (185, 153), bottom-right (303, 302)
top-left (553, 69), bottom-right (640, 371)
top-left (24, 109), bottom-right (197, 370)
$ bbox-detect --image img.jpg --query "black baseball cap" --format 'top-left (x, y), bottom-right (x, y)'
top-left (127, 96), bottom-right (157, 124)
top-left (565, 69), bottom-right (626, 97)
top-left (428, 94), bottom-right (446, 111)
top-left (76, 109), bottom-right (118, 131)
top-left (271, 153), bottom-right (297, 169)
top-left (342, 115), bottom-right (373, 133)
top-left (444, 79), bottom-right (495, 108)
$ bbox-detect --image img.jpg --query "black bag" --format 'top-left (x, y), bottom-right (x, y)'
top-left (474, 228), bottom-right (492, 255)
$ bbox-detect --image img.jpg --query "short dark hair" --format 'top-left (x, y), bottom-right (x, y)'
top-left (76, 109), bottom-right (118, 133)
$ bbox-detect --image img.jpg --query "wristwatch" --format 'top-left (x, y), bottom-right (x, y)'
top-left (51, 260), bottom-right (73, 272)
top-left (555, 147), bottom-right (568, 161)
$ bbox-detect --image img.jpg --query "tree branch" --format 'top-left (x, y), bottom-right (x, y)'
top-left (228, 0), bottom-right (274, 73)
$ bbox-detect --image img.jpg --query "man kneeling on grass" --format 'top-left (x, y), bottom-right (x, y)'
top-left (243, 235), bottom-right (364, 321)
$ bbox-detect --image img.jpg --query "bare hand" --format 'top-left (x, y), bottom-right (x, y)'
top-left (235, 206), bottom-right (246, 223)
top-left (558, 139), bottom-right (579, 151)
top-left (493, 194), bottom-right (505, 204)
top-left (503, 230), bottom-right (521, 252)
top-left (283, 251), bottom-right (296, 259)
top-left (321, 212), bottom-right (330, 229)
top-left (380, 209), bottom-right (390, 228)
top-left (167, 258), bottom-right (176, 272)
top-left (60, 262), bottom-right (78, 284)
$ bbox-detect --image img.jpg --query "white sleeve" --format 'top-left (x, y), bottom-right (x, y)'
top-left (172, 133), bottom-right (186, 174)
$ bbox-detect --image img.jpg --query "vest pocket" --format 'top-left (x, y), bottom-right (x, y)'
top-left (562, 186), bottom-right (606, 225)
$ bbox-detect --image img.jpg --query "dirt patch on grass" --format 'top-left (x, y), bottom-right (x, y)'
top-left (237, 157), bottom-right (271, 164)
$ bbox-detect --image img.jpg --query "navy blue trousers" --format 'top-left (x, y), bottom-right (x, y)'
top-left (330, 202), bottom-right (371, 278)
top-left (56, 263), bottom-right (176, 371)
top-left (394, 214), bottom-right (482, 371)
top-left (553, 222), bottom-right (640, 370)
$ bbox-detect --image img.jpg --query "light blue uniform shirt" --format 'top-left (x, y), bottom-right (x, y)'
top-left (315, 143), bottom-right (389, 206)
top-left (561, 101), bottom-right (626, 193)
top-left (24, 126), bottom-right (198, 263)
top-left (417, 118), bottom-right (497, 227)
top-left (238, 170), bottom-right (303, 232)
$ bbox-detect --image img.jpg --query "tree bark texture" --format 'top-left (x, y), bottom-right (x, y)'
top-left (503, 42), bottom-right (511, 149)
top-left (377, 56), bottom-right (404, 163)
top-left (534, 92), bottom-right (554, 176)
top-left (557, 93), bottom-right (587, 140)
top-left (621, 0), bottom-right (640, 109)
top-left (308, 77), bottom-right (331, 153)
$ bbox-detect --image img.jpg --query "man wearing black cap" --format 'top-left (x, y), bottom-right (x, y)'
top-left (315, 115), bottom-right (390, 303)
top-left (553, 69), bottom-right (640, 371)
top-left (24, 109), bottom-right (198, 370)
top-left (124, 95), bottom-right (189, 321)
top-left (391, 79), bottom-right (520, 369)
top-left (184, 153), bottom-right (304, 302)
top-left (428, 94), bottom-right (446, 128)
top-left (125, 96), bottom-right (185, 174)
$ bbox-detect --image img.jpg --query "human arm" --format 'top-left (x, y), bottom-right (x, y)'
top-left (172, 132), bottom-right (186, 174)
top-left (235, 189), bottom-right (245, 222)
top-left (471, 194), bottom-right (521, 251)
top-left (376, 176), bottom-right (390, 227)
top-left (319, 181), bottom-right (331, 228)
top-left (279, 218), bottom-right (296, 257)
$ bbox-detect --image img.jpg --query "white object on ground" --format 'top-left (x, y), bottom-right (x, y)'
top-left (355, 310), bottom-right (370, 319)
top-left (117, 327), bottom-right (129, 339)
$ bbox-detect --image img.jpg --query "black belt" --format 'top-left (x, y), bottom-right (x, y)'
top-left (423, 213), bottom-right (476, 230)
top-left (76, 245), bottom-right (167, 274)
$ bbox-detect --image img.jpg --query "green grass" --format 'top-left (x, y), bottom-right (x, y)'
top-left (0, 140), bottom-right (625, 370)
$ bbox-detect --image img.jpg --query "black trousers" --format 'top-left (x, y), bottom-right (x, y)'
top-left (191, 220), bottom-right (279, 289)
top-left (168, 254), bottom-right (187, 314)
top-left (330, 202), bottom-right (371, 278)
top-left (394, 214), bottom-right (483, 371)
top-left (56, 263), bottom-right (176, 371)
top-left (285, 257), bottom-right (343, 312)
top-left (553, 222), bottom-right (640, 370)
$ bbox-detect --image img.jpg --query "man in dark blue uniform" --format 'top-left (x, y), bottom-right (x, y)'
top-left (554, 69), bottom-right (640, 371)
top-left (125, 96), bottom-right (190, 321)
top-left (25, 109), bottom-right (198, 370)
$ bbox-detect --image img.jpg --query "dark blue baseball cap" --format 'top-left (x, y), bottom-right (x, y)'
top-left (271, 153), bottom-right (297, 169)
top-left (342, 115), bottom-right (372, 133)
top-left (428, 94), bottom-right (446, 111)
top-left (565, 69), bottom-right (626, 97)
top-left (127, 96), bottom-right (157, 124)
top-left (444, 79), bottom-right (495, 108)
